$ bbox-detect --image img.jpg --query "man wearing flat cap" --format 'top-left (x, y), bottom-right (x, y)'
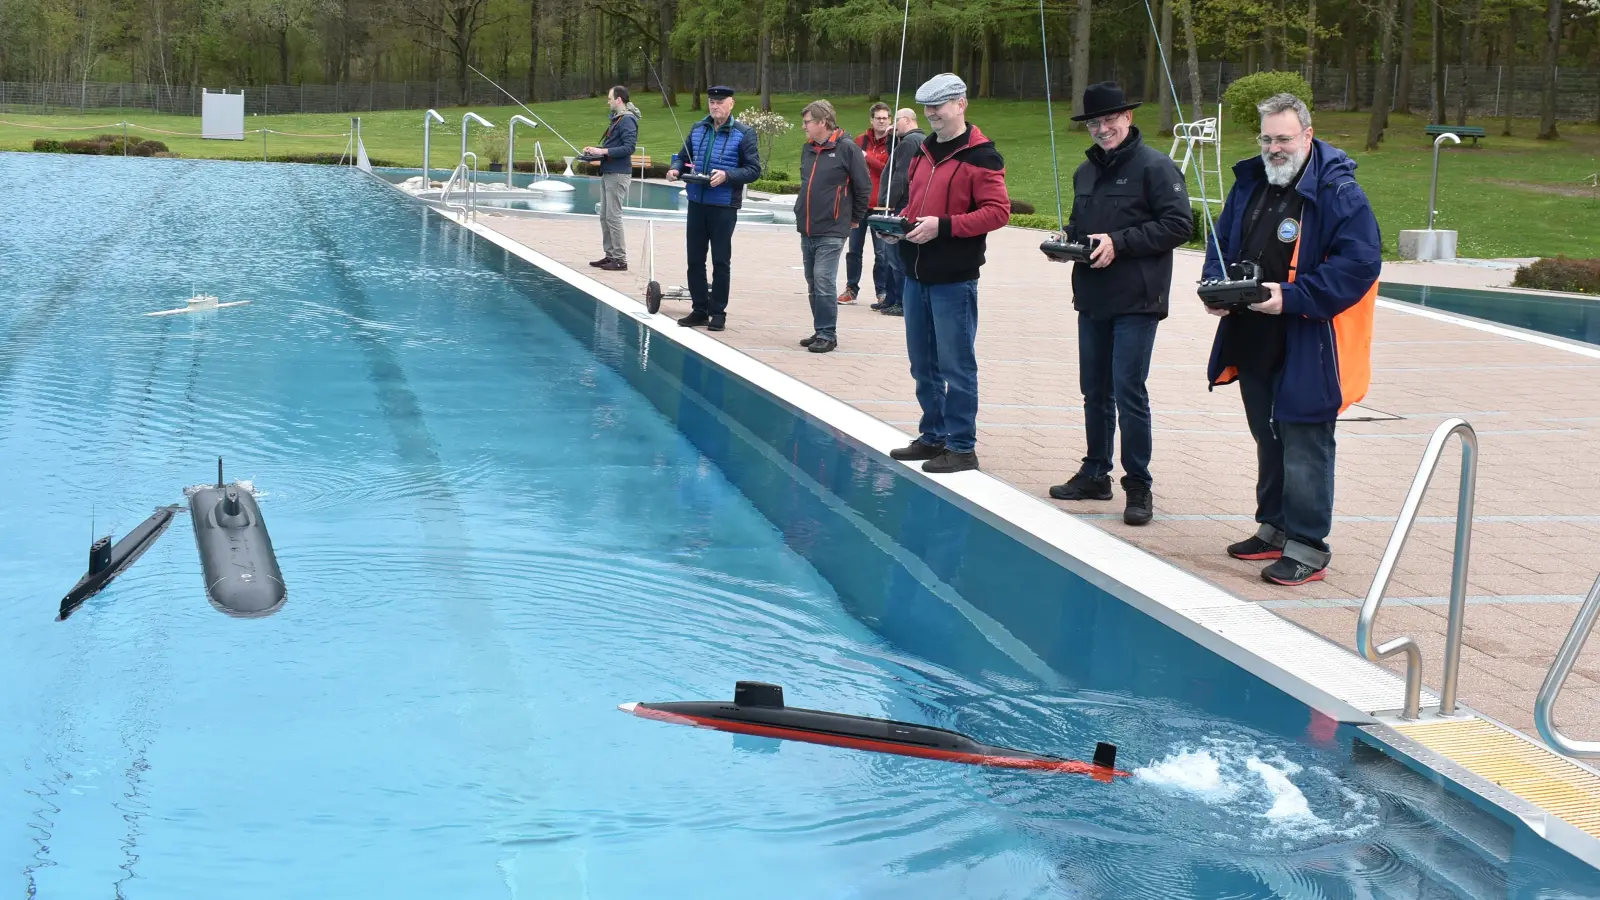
top-left (667, 85), bottom-right (762, 332)
top-left (1047, 81), bottom-right (1192, 527)
top-left (883, 72), bottom-right (1012, 475)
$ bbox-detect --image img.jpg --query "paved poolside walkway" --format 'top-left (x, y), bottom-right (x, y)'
top-left (485, 211), bottom-right (1600, 739)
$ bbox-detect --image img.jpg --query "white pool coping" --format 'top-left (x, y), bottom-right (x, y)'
top-left (438, 205), bottom-right (1437, 726)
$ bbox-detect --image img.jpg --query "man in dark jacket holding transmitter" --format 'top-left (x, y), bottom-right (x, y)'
top-left (1048, 82), bottom-right (1192, 526)
top-left (794, 100), bottom-right (872, 354)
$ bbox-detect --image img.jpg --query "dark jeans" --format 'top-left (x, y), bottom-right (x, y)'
top-left (1238, 369), bottom-right (1337, 564)
top-left (1078, 312), bottom-right (1159, 488)
top-left (903, 277), bottom-right (979, 453)
top-left (846, 224), bottom-right (888, 298)
top-left (801, 235), bottom-right (845, 339)
top-left (686, 201), bottom-right (737, 316)
top-left (881, 238), bottom-right (905, 308)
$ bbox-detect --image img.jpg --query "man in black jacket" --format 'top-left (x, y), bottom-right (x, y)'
top-left (1048, 82), bottom-right (1192, 526)
top-left (794, 99), bottom-right (872, 353)
top-left (874, 108), bottom-right (924, 317)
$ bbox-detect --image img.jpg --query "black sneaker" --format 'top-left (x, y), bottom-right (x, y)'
top-left (1227, 536), bottom-right (1284, 561)
top-left (708, 315), bottom-right (726, 332)
top-left (1262, 557), bottom-right (1327, 586)
top-left (589, 257), bottom-right (610, 267)
top-left (870, 300), bottom-right (885, 310)
top-left (1048, 473), bottom-right (1112, 501)
top-left (922, 449), bottom-right (979, 474)
top-left (799, 334), bottom-right (818, 347)
top-left (677, 312), bottom-right (710, 327)
top-left (1123, 483), bottom-right (1153, 526)
top-left (889, 440), bottom-right (944, 461)
top-left (808, 337), bottom-right (837, 353)
top-left (881, 305), bottom-right (903, 317)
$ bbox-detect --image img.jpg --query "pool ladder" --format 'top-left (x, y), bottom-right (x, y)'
top-left (1356, 417), bottom-right (1600, 758)
top-left (441, 151), bottom-right (480, 222)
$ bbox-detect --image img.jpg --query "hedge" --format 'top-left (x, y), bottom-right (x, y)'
top-left (1512, 257), bottom-right (1600, 295)
top-left (1221, 71), bottom-right (1314, 129)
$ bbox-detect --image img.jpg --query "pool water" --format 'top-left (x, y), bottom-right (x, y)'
top-left (1381, 281), bottom-right (1600, 346)
top-left (2, 153), bottom-right (1597, 899)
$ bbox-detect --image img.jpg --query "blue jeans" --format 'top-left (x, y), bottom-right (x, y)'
top-left (801, 235), bottom-right (845, 339)
top-left (903, 277), bottom-right (979, 452)
top-left (1239, 369), bottom-right (1337, 564)
top-left (1078, 312), bottom-right (1159, 488)
top-left (881, 239), bottom-right (905, 308)
top-left (846, 224), bottom-right (888, 298)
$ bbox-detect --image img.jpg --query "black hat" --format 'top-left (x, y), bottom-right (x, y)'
top-left (706, 85), bottom-right (735, 100)
top-left (1071, 81), bottom-right (1140, 121)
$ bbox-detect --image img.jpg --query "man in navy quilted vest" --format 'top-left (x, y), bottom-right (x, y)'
top-left (667, 85), bottom-right (763, 332)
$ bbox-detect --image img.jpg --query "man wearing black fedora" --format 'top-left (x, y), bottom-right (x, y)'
top-left (1047, 81), bottom-right (1192, 526)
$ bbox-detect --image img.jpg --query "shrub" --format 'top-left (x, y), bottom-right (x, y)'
top-left (1222, 71), bottom-right (1314, 129)
top-left (34, 135), bottom-right (173, 156)
top-left (266, 152), bottom-right (396, 165)
top-left (1513, 257), bottom-right (1600, 295)
top-left (750, 179), bottom-right (801, 195)
top-left (1010, 198), bottom-right (1036, 215)
top-left (32, 138), bottom-right (65, 152)
top-left (736, 107), bottom-right (793, 178)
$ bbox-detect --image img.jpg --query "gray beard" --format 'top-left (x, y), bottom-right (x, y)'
top-left (1263, 147), bottom-right (1307, 187)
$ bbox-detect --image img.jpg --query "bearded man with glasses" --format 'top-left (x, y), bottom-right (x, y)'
top-left (1201, 92), bottom-right (1381, 587)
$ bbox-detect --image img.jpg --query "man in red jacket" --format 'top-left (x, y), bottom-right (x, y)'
top-left (842, 102), bottom-right (893, 306)
top-left (884, 73), bottom-right (1012, 474)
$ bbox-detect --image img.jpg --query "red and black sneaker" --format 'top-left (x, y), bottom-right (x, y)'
top-left (1261, 557), bottom-right (1326, 586)
top-left (1227, 535), bottom-right (1284, 561)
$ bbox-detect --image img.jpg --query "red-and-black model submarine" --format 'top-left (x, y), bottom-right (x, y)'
top-left (620, 681), bottom-right (1130, 782)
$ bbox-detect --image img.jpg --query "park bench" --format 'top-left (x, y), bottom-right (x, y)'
top-left (1425, 124), bottom-right (1486, 145)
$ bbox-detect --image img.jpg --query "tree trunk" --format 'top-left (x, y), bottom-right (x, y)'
top-left (1179, 0), bottom-right (1202, 119)
top-left (1305, 0), bottom-right (1317, 76)
top-left (868, 35), bottom-right (881, 101)
top-left (759, 21), bottom-right (772, 110)
top-left (1501, 8), bottom-right (1517, 134)
top-left (1143, 27), bottom-right (1159, 101)
top-left (278, 27), bottom-right (290, 84)
top-left (1343, 33), bottom-right (1360, 110)
top-left (1263, 15), bottom-right (1277, 70)
top-left (1366, 5), bottom-right (1397, 150)
top-left (657, 0), bottom-right (676, 106)
top-left (704, 35), bottom-right (714, 90)
top-left (950, 28), bottom-right (961, 77)
top-left (1536, 0), bottom-right (1559, 139)
top-left (1430, 0), bottom-right (1445, 124)
top-left (1397, 0), bottom-right (1417, 112)
top-left (1455, 4), bottom-right (1477, 125)
top-left (526, 0), bottom-right (541, 100)
top-left (1073, 0), bottom-right (1091, 126)
top-left (691, 36), bottom-right (703, 110)
top-left (1158, 0), bottom-right (1174, 134)
top-left (980, 25), bottom-right (993, 99)
top-left (587, 15), bottom-right (599, 96)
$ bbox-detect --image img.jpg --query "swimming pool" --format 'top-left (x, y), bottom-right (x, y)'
top-left (373, 167), bottom-right (785, 222)
top-left (3, 153), bottom-right (1597, 898)
top-left (1381, 281), bottom-right (1600, 346)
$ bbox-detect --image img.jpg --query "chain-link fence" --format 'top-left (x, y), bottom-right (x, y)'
top-left (4, 62), bottom-right (1597, 122)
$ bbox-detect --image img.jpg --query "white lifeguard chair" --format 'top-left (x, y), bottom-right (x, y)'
top-left (1168, 105), bottom-right (1224, 210)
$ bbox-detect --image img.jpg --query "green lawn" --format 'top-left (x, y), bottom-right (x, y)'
top-left (4, 96), bottom-right (1598, 259)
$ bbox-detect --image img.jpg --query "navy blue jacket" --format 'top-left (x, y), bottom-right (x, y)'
top-left (1204, 138), bottom-right (1382, 423)
top-left (596, 112), bottom-right (638, 175)
top-left (671, 116), bottom-right (762, 208)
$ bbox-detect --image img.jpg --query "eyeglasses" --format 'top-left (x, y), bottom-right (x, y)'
top-left (1257, 130), bottom-right (1307, 147)
top-left (1084, 116), bottom-right (1123, 132)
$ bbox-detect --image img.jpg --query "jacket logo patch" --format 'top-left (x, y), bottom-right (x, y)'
top-left (1116, 178), bottom-right (1128, 185)
top-left (1173, 182), bottom-right (1183, 192)
top-left (1277, 218), bottom-right (1300, 242)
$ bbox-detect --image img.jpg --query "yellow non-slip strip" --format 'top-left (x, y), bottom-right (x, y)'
top-left (1394, 718), bottom-right (1600, 836)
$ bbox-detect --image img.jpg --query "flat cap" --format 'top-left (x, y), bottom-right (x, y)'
top-left (915, 73), bottom-right (967, 105)
top-left (706, 85), bottom-right (735, 100)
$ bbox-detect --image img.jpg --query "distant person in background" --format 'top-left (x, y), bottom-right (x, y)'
top-left (793, 100), bottom-right (871, 354)
top-left (667, 85), bottom-right (762, 332)
top-left (582, 85), bottom-right (638, 271)
top-left (874, 107), bottom-right (924, 317)
top-left (841, 103), bottom-right (893, 306)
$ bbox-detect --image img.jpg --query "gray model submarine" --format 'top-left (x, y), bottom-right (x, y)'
top-left (56, 506), bottom-right (181, 621)
top-left (55, 459), bottom-right (285, 620)
top-left (190, 458), bottom-right (286, 618)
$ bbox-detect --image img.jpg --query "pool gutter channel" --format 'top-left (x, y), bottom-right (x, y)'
top-left (410, 195), bottom-right (1600, 871)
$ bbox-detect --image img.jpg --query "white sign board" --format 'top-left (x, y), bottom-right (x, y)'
top-left (201, 89), bottom-right (246, 140)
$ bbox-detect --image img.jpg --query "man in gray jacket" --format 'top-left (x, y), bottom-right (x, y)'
top-left (794, 99), bottom-right (871, 354)
top-left (874, 107), bottom-right (924, 316)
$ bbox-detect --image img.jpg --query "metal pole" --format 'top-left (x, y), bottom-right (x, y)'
top-left (1428, 131), bottom-right (1460, 231)
top-left (123, 121), bottom-right (128, 156)
top-left (423, 109), bottom-right (444, 183)
top-left (1438, 427), bottom-right (1478, 715)
top-left (262, 128), bottom-right (268, 161)
top-left (1494, 65), bottom-right (1502, 117)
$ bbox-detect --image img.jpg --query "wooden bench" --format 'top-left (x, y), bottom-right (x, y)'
top-left (1425, 124), bottom-right (1486, 146)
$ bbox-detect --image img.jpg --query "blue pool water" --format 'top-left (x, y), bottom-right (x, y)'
top-left (3, 153), bottom-right (1598, 898)
top-left (1381, 281), bottom-right (1600, 346)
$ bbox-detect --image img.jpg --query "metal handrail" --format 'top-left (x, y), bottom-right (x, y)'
top-left (1535, 574), bottom-right (1600, 758)
top-left (439, 151), bottom-right (480, 221)
top-left (506, 114), bottom-right (538, 187)
top-left (1357, 418), bottom-right (1478, 719)
top-left (422, 109), bottom-right (444, 184)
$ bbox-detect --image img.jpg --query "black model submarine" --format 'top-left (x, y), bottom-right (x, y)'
top-left (620, 681), bottom-right (1129, 781)
top-left (189, 458), bottom-right (285, 617)
top-left (56, 506), bottom-right (180, 621)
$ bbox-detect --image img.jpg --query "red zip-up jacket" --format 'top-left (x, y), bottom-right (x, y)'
top-left (855, 129), bottom-right (892, 209)
top-left (896, 124), bottom-right (1011, 285)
